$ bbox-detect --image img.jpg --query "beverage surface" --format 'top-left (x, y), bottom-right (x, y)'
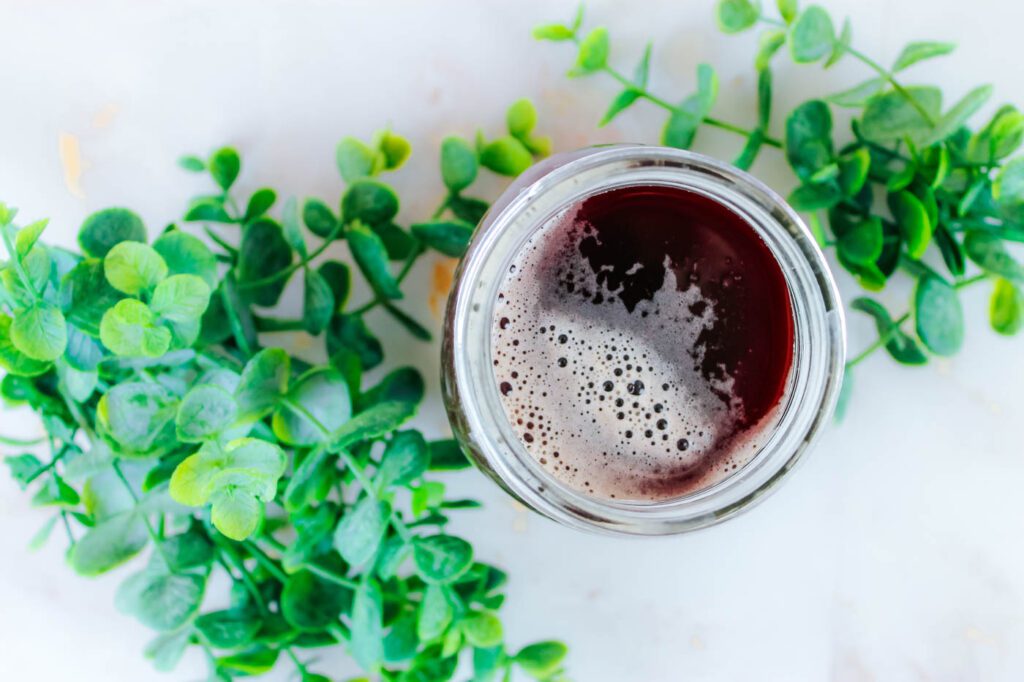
top-left (490, 184), bottom-right (794, 501)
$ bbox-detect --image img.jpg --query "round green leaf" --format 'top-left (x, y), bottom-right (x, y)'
top-left (69, 512), bottom-right (148, 576)
top-left (235, 348), bottom-right (291, 420)
top-left (716, 0), bottom-right (761, 33)
top-left (461, 612), bottom-right (503, 648)
top-left (79, 208), bottom-right (146, 259)
top-left (63, 259), bottom-right (124, 336)
top-left (303, 268), bottom-right (335, 335)
top-left (151, 274), bottom-right (211, 324)
top-left (97, 382), bottom-right (177, 456)
top-left (990, 278), bottom-right (1023, 336)
top-left (837, 217), bottom-right (883, 266)
top-left (0, 314), bottom-right (51, 376)
top-left (346, 221), bottom-right (403, 300)
top-left (963, 231), bottom-right (1024, 280)
top-left (334, 496), bottom-right (390, 567)
top-left (99, 299), bottom-right (171, 358)
top-left (281, 570), bottom-right (353, 631)
top-left (480, 137), bottom-right (533, 177)
top-left (337, 137), bottom-right (378, 182)
top-left (153, 230), bottom-right (218, 287)
top-left (785, 100), bottom-right (835, 181)
top-left (177, 384), bottom-right (237, 442)
top-left (914, 275), bottom-right (964, 356)
top-left (440, 136), bottom-right (479, 192)
top-left (572, 27), bottom-right (610, 73)
top-left (860, 87), bottom-right (942, 143)
top-left (209, 147), bottom-right (241, 191)
top-left (210, 487), bottom-right (262, 541)
top-left (104, 241), bottom-right (168, 295)
top-left (887, 191), bottom-right (932, 259)
top-left (379, 131), bottom-right (412, 170)
top-left (413, 535), bottom-right (473, 584)
top-left (302, 198), bottom-right (339, 239)
top-left (789, 6), bottom-right (835, 63)
top-left (11, 304), bottom-right (67, 361)
top-left (515, 641), bottom-right (568, 678)
top-left (506, 99), bottom-right (538, 139)
top-left (195, 609), bottom-right (262, 649)
top-left (273, 368), bottom-right (352, 446)
top-left (342, 180), bottom-right (400, 226)
top-left (116, 570), bottom-right (205, 631)
top-left (376, 430), bottom-right (429, 490)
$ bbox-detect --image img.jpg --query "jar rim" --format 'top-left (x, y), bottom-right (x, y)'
top-left (442, 145), bottom-right (846, 536)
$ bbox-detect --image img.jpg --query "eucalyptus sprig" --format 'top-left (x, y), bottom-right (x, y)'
top-left (1, 100), bottom-right (568, 682)
top-left (537, 2), bottom-right (1024, 416)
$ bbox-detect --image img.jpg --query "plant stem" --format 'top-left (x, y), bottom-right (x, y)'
top-left (846, 312), bottom-right (911, 368)
top-left (0, 433), bottom-right (46, 446)
top-left (253, 315), bottom-right (306, 333)
top-left (599, 65), bottom-right (784, 148)
top-left (240, 539), bottom-right (290, 583)
top-left (841, 46), bottom-right (936, 125)
top-left (60, 510), bottom-right (75, 546)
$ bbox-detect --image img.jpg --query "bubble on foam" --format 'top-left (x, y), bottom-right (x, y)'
top-left (490, 203), bottom-right (781, 502)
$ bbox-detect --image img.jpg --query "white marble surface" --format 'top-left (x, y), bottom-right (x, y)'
top-left (1, 0), bottom-right (1023, 680)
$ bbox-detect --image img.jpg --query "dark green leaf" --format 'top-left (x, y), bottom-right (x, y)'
top-left (196, 608), bottom-right (262, 649)
top-left (358, 366), bottom-right (425, 409)
top-left (209, 147), bottom-right (241, 191)
top-left (318, 261), bottom-right (351, 312)
top-left (273, 368), bottom-right (352, 447)
top-left (448, 196), bottom-right (490, 224)
top-left (347, 221), bottom-right (402, 300)
top-left (281, 569), bottom-right (352, 631)
top-left (342, 180), bottom-right (400, 226)
top-left (303, 198), bottom-right (340, 239)
top-left (837, 217), bottom-right (883, 265)
top-left (785, 100), bottom-right (834, 181)
top-left (244, 189), bottom-right (277, 223)
top-left (372, 222), bottom-right (416, 261)
top-left (410, 221), bottom-right (473, 258)
top-left (963, 230), bottom-right (1024, 280)
top-left (933, 225), bottom-right (965, 277)
top-left (78, 208), bottom-right (146, 259)
top-left (303, 268), bottom-right (335, 335)
top-left (238, 219), bottom-right (293, 307)
top-left (331, 400), bottom-right (417, 450)
top-left (788, 182), bottom-right (842, 210)
top-left (428, 440), bottom-right (472, 471)
top-left (887, 191), bottom-right (932, 259)
top-left (382, 302), bottom-right (432, 341)
top-left (440, 137), bottom-right (479, 192)
top-left (327, 314), bottom-right (383, 370)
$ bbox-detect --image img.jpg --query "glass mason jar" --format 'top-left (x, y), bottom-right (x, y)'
top-left (441, 145), bottom-right (845, 536)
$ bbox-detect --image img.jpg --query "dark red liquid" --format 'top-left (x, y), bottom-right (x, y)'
top-left (492, 184), bottom-right (794, 500)
top-left (571, 185), bottom-right (793, 428)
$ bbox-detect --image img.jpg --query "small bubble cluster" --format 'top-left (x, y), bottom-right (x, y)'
top-left (490, 201), bottom-right (783, 502)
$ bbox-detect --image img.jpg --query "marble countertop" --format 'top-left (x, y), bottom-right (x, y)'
top-left (1, 1), bottom-right (1022, 680)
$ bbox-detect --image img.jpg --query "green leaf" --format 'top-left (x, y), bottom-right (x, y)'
top-left (281, 569), bottom-right (352, 631)
top-left (4, 453), bottom-right (42, 489)
top-left (694, 63), bottom-right (719, 114)
top-left (994, 157), bottom-right (1024, 223)
top-left (887, 191), bottom-right (932, 259)
top-left (235, 348), bottom-right (290, 420)
top-left (335, 496), bottom-right (390, 567)
top-left (448, 195), bottom-right (490, 224)
top-left (755, 29), bottom-right (787, 71)
top-left (116, 569), bottom-right (205, 631)
top-left (347, 221), bottom-right (402, 300)
top-left (990, 278), bottom-right (1023, 335)
top-left (533, 22), bottom-right (574, 40)
top-left (303, 198), bottom-right (340, 239)
top-left (79, 208), bottom-right (146, 259)
top-left (824, 17), bottom-right (851, 68)
top-left (184, 197), bottom-right (232, 223)
top-left (933, 225), bottom-right (965, 278)
top-left (507, 99), bottom-right (538, 139)
top-left (825, 78), bottom-right (885, 108)
top-left (104, 241), bottom-right (168, 295)
top-left (153, 230), bottom-right (218, 288)
top-left (244, 188), bottom-right (277, 223)
top-left (382, 302), bottom-right (432, 341)
top-left (417, 583), bottom-right (453, 641)
top-left (372, 221), bottom-right (416, 261)
top-left (777, 0), bottom-right (798, 22)
top-left (63, 259), bottom-right (124, 336)
top-left (97, 382), bottom-right (176, 456)
top-left (273, 368), bottom-right (352, 446)
top-left (162, 526), bottom-right (215, 571)
top-left (963, 231), bottom-right (1024, 280)
top-left (440, 137), bottom-right (479, 192)
top-left (414, 535), bottom-right (473, 584)
top-left (788, 5), bottom-right (835, 63)
top-left (716, 0), bottom-right (761, 33)
top-left (15, 219), bottom-right (48, 259)
top-left (785, 100), bottom-right (834, 181)
top-left (429, 440), bottom-right (471, 471)
top-left (178, 155), bottom-right (206, 172)
top-left (59, 362), bottom-right (98, 402)
top-left (331, 400), bottom-right (417, 450)
top-left (351, 579), bottom-right (384, 672)
top-left (788, 182), bottom-right (842, 211)
top-left (327, 314), bottom-right (383, 370)
top-left (924, 85), bottom-right (993, 145)
top-left (837, 216), bottom-right (883, 266)
top-left (145, 628), bottom-right (191, 673)
top-left (967, 105), bottom-right (1024, 163)
top-left (0, 314), bottom-right (51, 376)
top-left (914, 275), bottom-right (964, 356)
top-left (571, 27), bottom-right (610, 75)
top-left (601, 88), bottom-right (642, 127)
top-left (151, 274), bottom-right (211, 323)
top-left (196, 609), bottom-right (262, 649)
top-left (359, 366), bottom-right (425, 409)
top-left (379, 130), bottom-right (412, 170)
top-left (383, 613), bottom-right (419, 663)
top-left (302, 268), bottom-right (335, 335)
top-left (280, 196), bottom-right (308, 258)
top-left (100, 299), bottom-right (171, 358)
top-left (411, 220), bottom-right (474, 258)
top-left (837, 148), bottom-right (870, 196)
top-left (850, 298), bottom-right (928, 365)
top-left (218, 647), bottom-right (279, 675)
top-left (515, 641), bottom-right (568, 678)
top-left (319, 261), bottom-right (351, 312)
top-left (11, 304), bottom-right (67, 361)
top-left (480, 137), bottom-right (533, 176)
top-left (860, 87), bottom-right (942, 143)
top-left (238, 219), bottom-right (293, 307)
top-left (461, 612), bottom-right (503, 648)
top-left (209, 147), bottom-right (241, 191)
top-left (342, 180), bottom-right (400, 226)
top-left (177, 384), bottom-right (237, 442)
top-left (662, 96), bottom-right (703, 150)
top-left (69, 512), bottom-right (148, 576)
top-left (337, 137), bottom-right (378, 182)
top-left (376, 430), bottom-right (429, 490)
top-left (892, 41), bottom-right (955, 72)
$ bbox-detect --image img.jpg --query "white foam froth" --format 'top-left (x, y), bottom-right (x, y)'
top-left (490, 205), bottom-right (779, 501)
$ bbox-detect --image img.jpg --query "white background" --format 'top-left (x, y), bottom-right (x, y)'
top-left (2, 1), bottom-right (1023, 680)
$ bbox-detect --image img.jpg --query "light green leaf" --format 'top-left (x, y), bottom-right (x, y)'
top-left (963, 231), bottom-right (1024, 280)
top-left (825, 77), bottom-right (884, 108)
top-left (15, 219), bottom-right (48, 259)
top-left (378, 130), bottom-right (412, 171)
top-left (273, 368), bottom-right (352, 446)
top-left (755, 29), bottom-right (787, 71)
top-left (104, 242), bottom-right (168, 295)
top-left (777, 0), bottom-right (798, 23)
top-left (151, 274), bottom-right (211, 323)
top-left (418, 583), bottom-right (453, 641)
top-left (990, 278), bottom-right (1023, 335)
top-left (994, 157), bottom-right (1024, 223)
top-left (281, 569), bottom-right (352, 631)
top-left (788, 5), bottom-right (835, 63)
top-left (924, 85), bottom-right (993, 146)
top-left (462, 612), bottom-right (503, 648)
top-left (235, 348), bottom-right (290, 420)
top-left (571, 27), bottom-right (609, 75)
top-left (97, 382), bottom-right (176, 456)
top-left (376, 430), bottom-right (429, 490)
top-left (350, 579), bottom-right (384, 673)
top-left (0, 314), bottom-right (51, 376)
top-left (887, 191), bottom-right (933, 259)
top-left (334, 496), bottom-right (390, 567)
top-left (69, 512), bottom-right (148, 576)
top-left (11, 304), bottom-right (67, 361)
top-left (331, 400), bottom-right (417, 450)
top-left (145, 629), bottom-right (191, 673)
top-left (116, 569), bottom-right (206, 631)
top-left (195, 609), bottom-right (262, 649)
top-left (479, 136), bottom-right (533, 176)
top-left (532, 23), bottom-right (574, 41)
top-left (210, 487), bottom-right (262, 541)
top-left (507, 99), bottom-right (538, 139)
top-left (892, 41), bottom-right (955, 72)
top-left (153, 230), bottom-right (218, 288)
top-left (414, 535), bottom-right (473, 584)
top-left (716, 0), bottom-right (761, 33)
top-left (99, 299), bottom-right (171, 358)
top-left (337, 137), bottom-right (378, 183)
top-left (177, 384), bottom-right (237, 442)
top-left (914, 275), bottom-right (964, 356)
top-left (516, 641), bottom-right (568, 677)
top-left (860, 87), bottom-right (942, 143)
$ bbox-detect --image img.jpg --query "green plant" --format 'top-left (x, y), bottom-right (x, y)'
top-left (537, 2), bottom-right (1024, 417)
top-left (0, 100), bottom-right (569, 681)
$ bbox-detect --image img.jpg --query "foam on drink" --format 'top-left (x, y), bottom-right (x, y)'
top-left (490, 185), bottom-right (794, 501)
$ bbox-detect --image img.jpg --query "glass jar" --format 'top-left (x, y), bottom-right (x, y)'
top-left (441, 145), bottom-right (845, 536)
